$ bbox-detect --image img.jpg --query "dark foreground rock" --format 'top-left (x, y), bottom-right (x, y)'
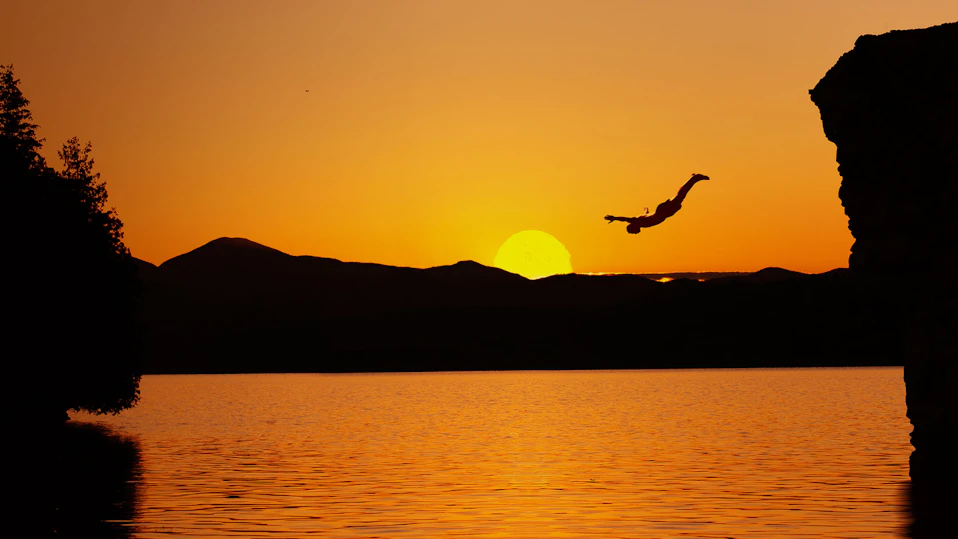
top-left (811, 21), bottom-right (958, 537)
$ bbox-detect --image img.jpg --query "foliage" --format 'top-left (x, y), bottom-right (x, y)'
top-left (2, 65), bottom-right (140, 420)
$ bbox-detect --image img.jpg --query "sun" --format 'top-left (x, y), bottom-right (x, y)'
top-left (493, 230), bottom-right (573, 279)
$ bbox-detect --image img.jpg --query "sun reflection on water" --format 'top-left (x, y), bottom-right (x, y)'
top-left (73, 368), bottom-right (911, 538)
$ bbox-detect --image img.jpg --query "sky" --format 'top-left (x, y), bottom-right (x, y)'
top-left (4, 1), bottom-right (957, 273)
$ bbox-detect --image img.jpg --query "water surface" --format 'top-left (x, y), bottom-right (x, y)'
top-left (75, 368), bottom-right (910, 538)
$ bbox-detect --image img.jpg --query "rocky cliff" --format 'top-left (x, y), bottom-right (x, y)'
top-left (810, 22), bottom-right (957, 536)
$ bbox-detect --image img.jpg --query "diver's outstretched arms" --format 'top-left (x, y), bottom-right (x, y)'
top-left (605, 214), bottom-right (634, 224)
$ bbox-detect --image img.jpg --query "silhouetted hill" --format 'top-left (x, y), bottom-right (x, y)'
top-left (134, 238), bottom-right (901, 374)
top-left (710, 267), bottom-right (807, 284)
top-left (425, 260), bottom-right (526, 284)
top-left (157, 237), bottom-right (297, 288)
top-left (634, 271), bottom-right (750, 281)
top-left (132, 257), bottom-right (157, 280)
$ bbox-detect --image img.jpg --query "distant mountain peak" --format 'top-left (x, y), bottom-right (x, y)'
top-left (709, 266), bottom-right (809, 284)
top-left (204, 237), bottom-right (278, 251)
top-left (426, 260), bottom-right (527, 281)
top-left (450, 260), bottom-right (489, 269)
top-left (753, 267), bottom-right (807, 278)
top-left (428, 260), bottom-right (490, 270)
top-left (158, 237), bottom-right (290, 271)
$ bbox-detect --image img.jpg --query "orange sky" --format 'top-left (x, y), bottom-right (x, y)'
top-left (4, 1), bottom-right (957, 273)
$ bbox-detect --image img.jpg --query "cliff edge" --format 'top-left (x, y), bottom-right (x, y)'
top-left (810, 22), bottom-right (957, 535)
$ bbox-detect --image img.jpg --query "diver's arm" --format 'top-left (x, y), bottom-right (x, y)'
top-left (605, 214), bottom-right (635, 223)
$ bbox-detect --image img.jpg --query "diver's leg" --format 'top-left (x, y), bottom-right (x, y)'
top-left (672, 175), bottom-right (707, 205)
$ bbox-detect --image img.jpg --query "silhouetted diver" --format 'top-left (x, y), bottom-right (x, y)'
top-left (605, 173), bottom-right (710, 234)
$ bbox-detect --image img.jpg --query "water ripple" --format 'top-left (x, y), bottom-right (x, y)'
top-left (76, 368), bottom-right (911, 538)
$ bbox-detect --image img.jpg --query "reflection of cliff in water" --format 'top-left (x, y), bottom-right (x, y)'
top-left (811, 21), bottom-right (957, 538)
top-left (34, 423), bottom-right (141, 538)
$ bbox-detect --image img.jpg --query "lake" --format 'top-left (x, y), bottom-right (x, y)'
top-left (72, 368), bottom-right (911, 538)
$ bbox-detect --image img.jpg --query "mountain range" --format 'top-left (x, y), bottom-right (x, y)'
top-left (134, 238), bottom-right (899, 373)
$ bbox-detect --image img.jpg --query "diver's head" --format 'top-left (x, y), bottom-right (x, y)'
top-left (626, 222), bottom-right (642, 234)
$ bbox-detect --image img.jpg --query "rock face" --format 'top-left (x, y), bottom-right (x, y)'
top-left (810, 22), bottom-right (957, 534)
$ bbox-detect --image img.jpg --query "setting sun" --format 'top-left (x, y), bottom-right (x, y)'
top-left (493, 230), bottom-right (573, 279)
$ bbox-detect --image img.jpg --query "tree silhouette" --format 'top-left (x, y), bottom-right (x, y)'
top-left (2, 65), bottom-right (140, 423)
